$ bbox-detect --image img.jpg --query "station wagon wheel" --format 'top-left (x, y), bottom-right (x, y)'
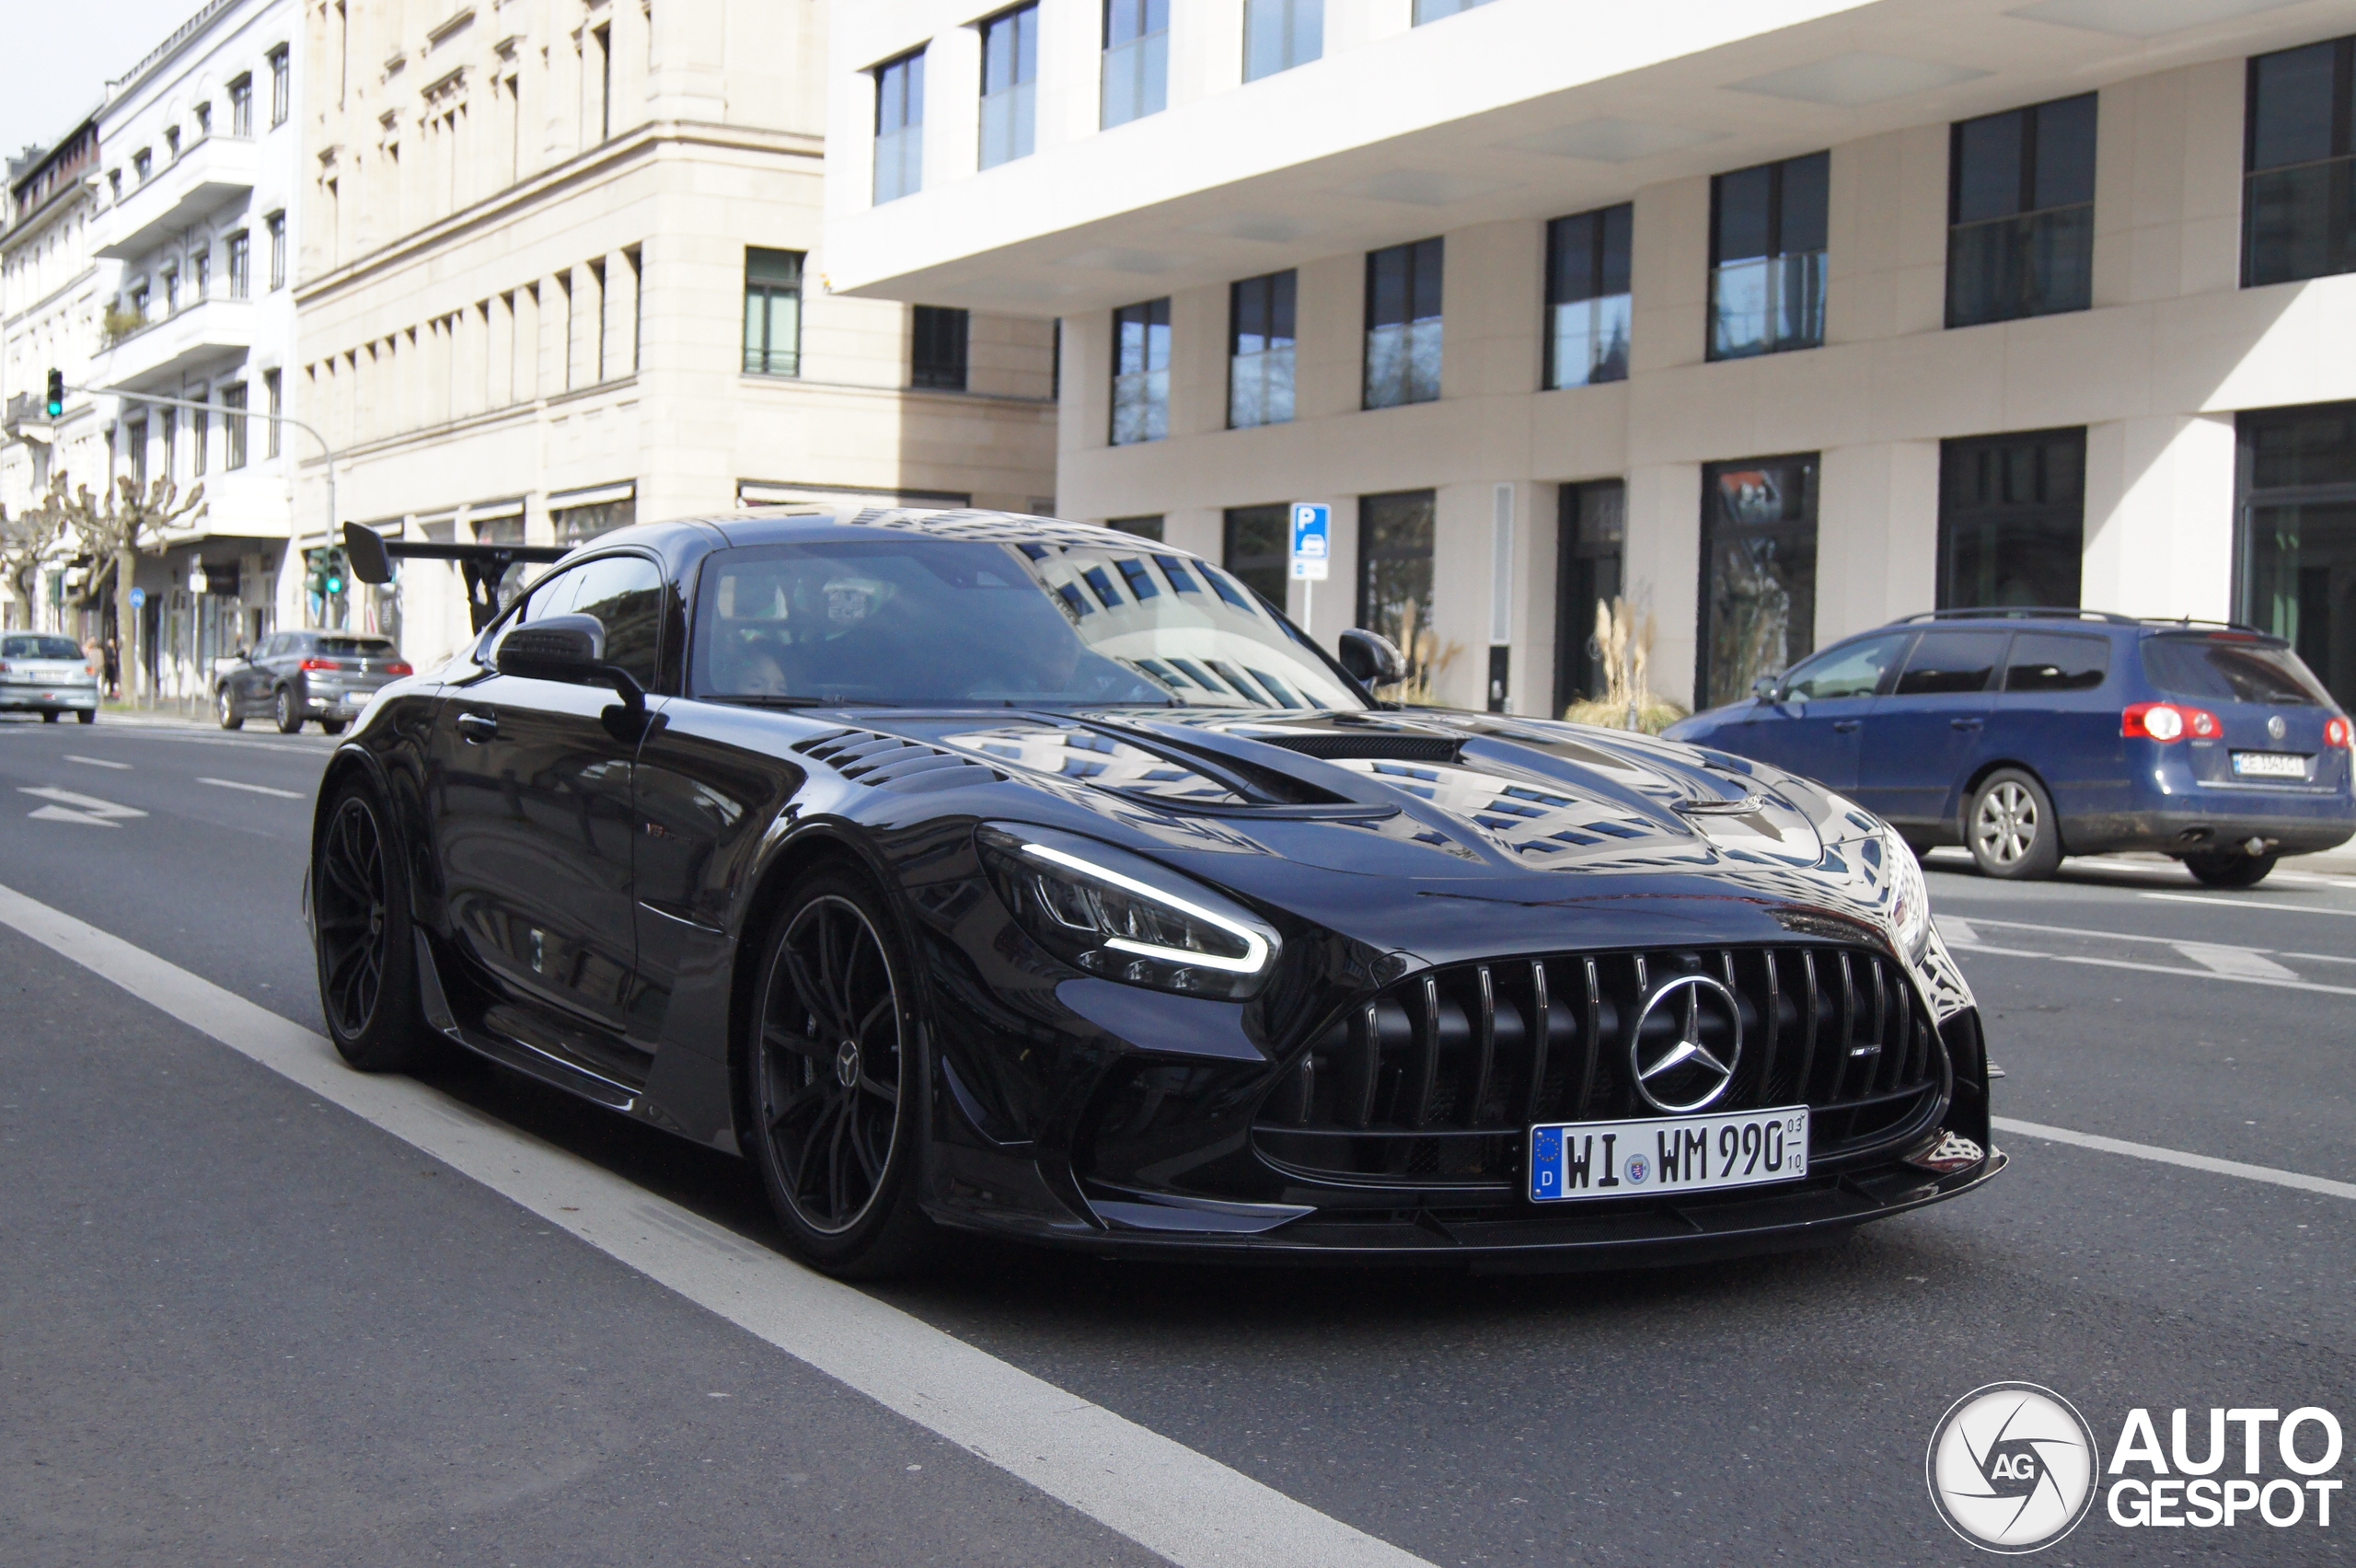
top-left (312, 781), bottom-right (429, 1072)
top-left (1967, 767), bottom-right (2061, 882)
top-left (745, 871), bottom-right (933, 1275)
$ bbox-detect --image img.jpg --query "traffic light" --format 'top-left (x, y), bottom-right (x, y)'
top-left (44, 368), bottom-right (64, 420)
top-left (323, 548), bottom-right (346, 596)
top-left (304, 548), bottom-right (327, 598)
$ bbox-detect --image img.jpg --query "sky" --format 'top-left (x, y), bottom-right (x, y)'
top-left (0, 0), bottom-right (214, 170)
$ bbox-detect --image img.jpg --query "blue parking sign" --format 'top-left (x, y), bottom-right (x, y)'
top-left (1289, 503), bottom-right (1330, 581)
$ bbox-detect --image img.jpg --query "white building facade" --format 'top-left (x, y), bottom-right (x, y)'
top-left (294, 0), bottom-right (1058, 674)
top-left (826, 0), bottom-right (2356, 721)
top-left (86, 0), bottom-right (309, 691)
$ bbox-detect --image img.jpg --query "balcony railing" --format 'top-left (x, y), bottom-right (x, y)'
top-left (95, 134), bottom-right (258, 262)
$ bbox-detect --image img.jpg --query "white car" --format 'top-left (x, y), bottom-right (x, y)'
top-left (0, 633), bottom-right (99, 723)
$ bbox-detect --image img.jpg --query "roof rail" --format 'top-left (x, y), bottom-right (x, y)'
top-left (1893, 607), bottom-right (2140, 626)
top-left (2138, 616), bottom-right (2272, 636)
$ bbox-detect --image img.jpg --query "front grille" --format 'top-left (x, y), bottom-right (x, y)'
top-left (1253, 945), bottom-right (1946, 1188)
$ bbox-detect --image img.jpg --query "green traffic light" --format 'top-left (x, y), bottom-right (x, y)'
top-left (325, 576), bottom-right (343, 594)
top-left (44, 369), bottom-right (64, 420)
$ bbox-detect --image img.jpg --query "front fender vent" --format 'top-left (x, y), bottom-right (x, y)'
top-left (792, 728), bottom-right (1008, 793)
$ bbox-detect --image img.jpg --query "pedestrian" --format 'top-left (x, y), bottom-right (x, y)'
top-left (102, 635), bottom-right (120, 698)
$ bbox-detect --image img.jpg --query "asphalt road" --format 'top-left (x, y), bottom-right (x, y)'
top-left (3, 711), bottom-right (2352, 1566)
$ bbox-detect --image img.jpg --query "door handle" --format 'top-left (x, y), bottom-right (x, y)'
top-left (1832, 720), bottom-right (1862, 733)
top-left (456, 711), bottom-right (499, 744)
top-left (1950, 717), bottom-right (1985, 732)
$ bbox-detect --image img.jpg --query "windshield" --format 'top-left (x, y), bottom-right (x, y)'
top-left (691, 537), bottom-right (1365, 710)
top-left (2, 636), bottom-right (85, 661)
top-left (2142, 635), bottom-right (2332, 707)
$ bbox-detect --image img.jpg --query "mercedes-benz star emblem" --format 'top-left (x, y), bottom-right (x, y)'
top-left (2269, 714), bottom-right (2288, 743)
top-left (1628, 973), bottom-right (1743, 1113)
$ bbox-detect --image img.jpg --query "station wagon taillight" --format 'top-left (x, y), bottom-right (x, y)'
top-left (384, 661), bottom-right (413, 676)
top-left (2123, 701), bottom-right (2221, 743)
top-left (2327, 717), bottom-right (2353, 750)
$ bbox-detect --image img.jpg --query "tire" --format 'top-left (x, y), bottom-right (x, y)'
top-left (75, 709), bottom-right (94, 725)
top-left (217, 688), bottom-right (243, 730)
top-left (741, 868), bottom-right (935, 1277)
top-left (275, 686), bottom-right (304, 733)
top-left (1967, 768), bottom-right (2062, 881)
top-left (313, 778), bottom-right (433, 1072)
top-left (40, 709), bottom-right (58, 723)
top-left (320, 718), bottom-right (349, 736)
top-left (2186, 851), bottom-right (2278, 888)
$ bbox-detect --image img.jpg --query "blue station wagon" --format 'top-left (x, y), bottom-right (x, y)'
top-left (1668, 610), bottom-right (2355, 886)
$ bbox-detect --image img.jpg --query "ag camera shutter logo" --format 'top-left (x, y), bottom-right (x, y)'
top-left (1927, 1382), bottom-right (2101, 1553)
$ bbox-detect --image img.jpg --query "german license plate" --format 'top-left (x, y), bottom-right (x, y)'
top-left (2231, 751), bottom-right (2307, 779)
top-left (1528, 1106), bottom-right (1808, 1204)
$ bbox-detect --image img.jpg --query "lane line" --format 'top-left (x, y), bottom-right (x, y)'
top-left (1950, 914), bottom-right (2282, 952)
top-left (63, 755), bottom-right (131, 770)
top-left (1937, 916), bottom-right (1982, 946)
top-left (1993, 1117), bottom-right (2356, 1204)
top-left (0, 879), bottom-right (1431, 1568)
top-left (1943, 936), bottom-right (2356, 998)
top-left (2173, 942), bottom-right (2301, 981)
top-left (197, 777), bottom-right (306, 801)
top-left (2143, 892), bottom-right (2356, 919)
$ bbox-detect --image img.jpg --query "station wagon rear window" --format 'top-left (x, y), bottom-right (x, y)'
top-left (2142, 635), bottom-right (2329, 707)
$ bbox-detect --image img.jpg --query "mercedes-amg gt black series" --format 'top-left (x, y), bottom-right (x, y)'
top-left (310, 508), bottom-right (2002, 1274)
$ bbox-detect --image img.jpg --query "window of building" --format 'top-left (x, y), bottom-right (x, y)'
top-left (1709, 152), bottom-right (1827, 361)
top-left (1244, 0), bottom-right (1322, 83)
top-left (166, 127), bottom-right (181, 160)
top-left (1938, 429), bottom-right (2086, 610)
top-left (133, 149), bottom-right (152, 183)
top-left (979, 5), bottom-right (1038, 169)
top-left (1224, 504), bottom-right (1289, 606)
top-left (912, 305), bottom-right (969, 390)
top-left (191, 399), bottom-right (209, 478)
top-left (162, 409), bottom-right (177, 478)
top-left (2236, 401), bottom-right (2356, 709)
top-left (1110, 297), bottom-right (1171, 445)
top-left (1699, 455), bottom-right (1819, 708)
top-left (1414, 0), bottom-right (1496, 18)
top-left (269, 46), bottom-right (290, 127)
top-left (1357, 490), bottom-right (1437, 690)
top-left (1365, 237), bottom-right (1442, 409)
top-left (1554, 480), bottom-right (1626, 713)
top-left (2246, 35), bottom-right (2356, 287)
top-left (195, 103), bottom-right (211, 138)
top-left (1946, 95), bottom-right (2096, 329)
top-left (594, 24), bottom-right (613, 143)
top-left (1229, 270), bottom-right (1296, 429)
top-left (223, 383), bottom-right (248, 469)
top-left (229, 75), bottom-right (253, 137)
top-left (553, 496), bottom-right (637, 543)
top-left (1110, 514), bottom-right (1165, 541)
top-left (742, 248), bottom-right (803, 376)
top-left (162, 267), bottom-right (179, 315)
top-left (264, 369), bottom-right (282, 458)
top-left (226, 232), bottom-right (250, 298)
top-left (126, 420), bottom-right (147, 485)
top-left (1544, 204), bottom-right (1632, 389)
top-left (267, 212), bottom-right (285, 289)
top-left (193, 249), bottom-right (212, 300)
top-left (1103, 0), bottom-right (1169, 129)
top-left (108, 169), bottom-right (121, 201)
top-left (873, 50), bottom-right (926, 203)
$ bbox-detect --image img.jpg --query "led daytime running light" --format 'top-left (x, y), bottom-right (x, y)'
top-left (1018, 842), bottom-right (1271, 975)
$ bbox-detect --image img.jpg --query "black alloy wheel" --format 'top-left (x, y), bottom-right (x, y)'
top-left (217, 686), bottom-right (243, 730)
top-left (2186, 850), bottom-right (2278, 889)
top-left (1967, 768), bottom-right (2062, 881)
top-left (40, 709), bottom-right (57, 723)
top-left (275, 686), bottom-right (304, 733)
top-left (745, 871), bottom-right (932, 1275)
top-left (320, 718), bottom-right (349, 736)
top-left (75, 709), bottom-right (93, 725)
top-left (313, 782), bottom-right (429, 1071)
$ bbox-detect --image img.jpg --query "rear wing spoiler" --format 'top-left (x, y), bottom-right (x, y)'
top-left (343, 522), bottom-right (572, 633)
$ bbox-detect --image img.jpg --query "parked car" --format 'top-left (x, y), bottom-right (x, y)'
top-left (306, 508), bottom-right (2000, 1275)
top-left (0, 632), bottom-right (99, 723)
top-left (216, 630), bottom-right (412, 734)
top-left (1668, 609), bottom-right (2355, 887)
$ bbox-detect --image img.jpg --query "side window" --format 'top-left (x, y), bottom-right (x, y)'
top-left (1784, 633), bottom-right (1906, 701)
top-left (1894, 631), bottom-right (2004, 696)
top-left (566, 555), bottom-right (665, 687)
top-left (2005, 632), bottom-right (2110, 693)
top-left (517, 566), bottom-right (584, 625)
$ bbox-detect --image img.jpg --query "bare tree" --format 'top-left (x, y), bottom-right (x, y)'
top-left (0, 500), bottom-right (64, 628)
top-left (40, 473), bottom-right (204, 698)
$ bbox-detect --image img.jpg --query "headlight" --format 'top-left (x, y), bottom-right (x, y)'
top-left (1879, 824), bottom-right (1932, 963)
top-left (976, 824), bottom-right (1280, 999)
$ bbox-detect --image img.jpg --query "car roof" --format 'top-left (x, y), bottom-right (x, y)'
top-left (583, 505), bottom-right (1204, 560)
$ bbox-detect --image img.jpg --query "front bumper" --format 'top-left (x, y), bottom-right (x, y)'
top-left (0, 684), bottom-right (98, 712)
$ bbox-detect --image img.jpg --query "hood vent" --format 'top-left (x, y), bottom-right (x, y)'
top-left (791, 728), bottom-right (1008, 793)
top-left (1256, 732), bottom-right (1462, 764)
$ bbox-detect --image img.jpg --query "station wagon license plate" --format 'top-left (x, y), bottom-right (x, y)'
top-left (1528, 1106), bottom-right (1808, 1204)
top-left (2231, 751), bottom-right (2307, 779)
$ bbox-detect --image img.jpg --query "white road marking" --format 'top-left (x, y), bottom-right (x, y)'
top-left (1935, 916), bottom-right (1981, 946)
top-left (18, 787), bottom-right (146, 827)
top-left (2172, 942), bottom-right (2301, 980)
top-left (1992, 1118), bottom-right (2356, 1204)
top-left (0, 880), bottom-right (1432, 1568)
top-left (2143, 892), bottom-right (2356, 918)
top-left (63, 755), bottom-right (130, 770)
top-left (197, 777), bottom-right (305, 800)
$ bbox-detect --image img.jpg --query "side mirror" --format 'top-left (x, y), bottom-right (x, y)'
top-left (235, 644), bottom-right (251, 662)
top-left (1751, 674), bottom-right (1784, 703)
top-left (493, 612), bottom-right (646, 713)
top-left (1338, 628), bottom-right (1406, 689)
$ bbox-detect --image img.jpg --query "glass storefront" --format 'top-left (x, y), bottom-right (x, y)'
top-left (2239, 402), bottom-right (2356, 709)
top-left (1938, 428), bottom-right (2086, 609)
top-left (1699, 455), bottom-right (1818, 709)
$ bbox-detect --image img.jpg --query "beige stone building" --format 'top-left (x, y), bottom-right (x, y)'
top-left (294, 0), bottom-right (1057, 667)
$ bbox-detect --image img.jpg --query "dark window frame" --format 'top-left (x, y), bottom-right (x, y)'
top-left (269, 45), bottom-right (290, 127)
top-left (1936, 428), bottom-right (2088, 611)
top-left (1356, 489), bottom-right (1438, 689)
top-left (1228, 269), bottom-right (1297, 429)
top-left (2243, 35), bottom-right (2356, 288)
top-left (1102, 0), bottom-right (1170, 129)
top-left (1110, 297), bottom-right (1172, 445)
top-left (1364, 237), bottom-right (1444, 409)
top-left (2234, 400), bottom-right (2356, 710)
top-left (872, 48), bottom-right (927, 204)
top-left (1706, 153), bottom-right (1829, 362)
top-left (1696, 453), bottom-right (1819, 709)
top-left (1543, 203), bottom-right (1633, 390)
top-left (742, 247), bottom-right (805, 377)
top-left (1223, 504), bottom-right (1288, 607)
top-left (978, 3), bottom-right (1040, 169)
top-left (1946, 94), bottom-right (2098, 329)
top-left (911, 305), bottom-right (969, 391)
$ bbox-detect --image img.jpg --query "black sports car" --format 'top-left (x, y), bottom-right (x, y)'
top-left (310, 507), bottom-right (2001, 1274)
